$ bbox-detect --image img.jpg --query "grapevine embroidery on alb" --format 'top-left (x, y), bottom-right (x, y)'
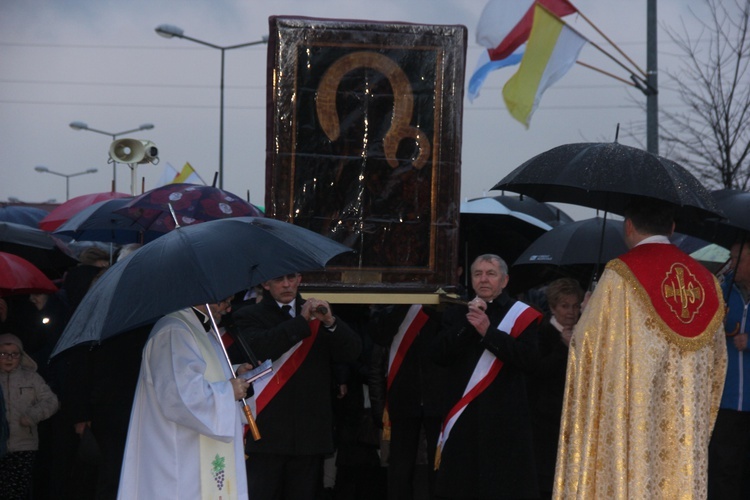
top-left (211, 454), bottom-right (226, 491)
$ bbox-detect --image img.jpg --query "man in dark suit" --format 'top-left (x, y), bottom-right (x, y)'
top-left (368, 304), bottom-right (447, 499)
top-left (432, 254), bottom-right (542, 499)
top-left (233, 272), bottom-right (362, 500)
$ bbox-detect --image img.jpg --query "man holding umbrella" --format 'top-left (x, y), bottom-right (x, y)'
top-left (554, 197), bottom-right (727, 499)
top-left (118, 300), bottom-right (254, 500)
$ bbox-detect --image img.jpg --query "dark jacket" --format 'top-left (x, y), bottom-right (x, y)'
top-left (527, 316), bottom-right (570, 495)
top-left (431, 292), bottom-right (541, 499)
top-left (368, 304), bottom-right (448, 420)
top-left (233, 293), bottom-right (362, 455)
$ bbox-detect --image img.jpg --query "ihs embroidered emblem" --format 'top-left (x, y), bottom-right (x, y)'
top-left (662, 263), bottom-right (704, 323)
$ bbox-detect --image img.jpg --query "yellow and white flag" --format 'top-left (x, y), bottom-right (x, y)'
top-left (173, 162), bottom-right (206, 185)
top-left (156, 162), bottom-right (206, 186)
top-left (502, 4), bottom-right (587, 127)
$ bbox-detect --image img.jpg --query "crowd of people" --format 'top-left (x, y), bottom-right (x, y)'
top-left (1, 198), bottom-right (749, 499)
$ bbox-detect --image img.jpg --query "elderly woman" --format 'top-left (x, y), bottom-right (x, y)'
top-left (527, 278), bottom-right (584, 499)
top-left (0, 333), bottom-right (59, 499)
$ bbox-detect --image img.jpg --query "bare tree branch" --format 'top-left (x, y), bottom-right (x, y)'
top-left (627, 0), bottom-right (750, 189)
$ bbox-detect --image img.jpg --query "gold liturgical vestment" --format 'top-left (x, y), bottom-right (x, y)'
top-left (553, 243), bottom-right (727, 499)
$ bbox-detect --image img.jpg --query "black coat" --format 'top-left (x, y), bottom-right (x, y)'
top-left (368, 304), bottom-right (448, 420)
top-left (432, 292), bottom-right (541, 499)
top-left (233, 294), bottom-right (362, 456)
top-left (527, 317), bottom-right (570, 496)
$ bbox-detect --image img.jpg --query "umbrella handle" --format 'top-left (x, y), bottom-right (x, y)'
top-left (205, 304), bottom-right (262, 440)
top-left (242, 401), bottom-right (262, 441)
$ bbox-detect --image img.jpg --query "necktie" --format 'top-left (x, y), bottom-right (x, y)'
top-left (281, 305), bottom-right (293, 317)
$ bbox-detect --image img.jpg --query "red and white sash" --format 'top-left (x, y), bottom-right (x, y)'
top-left (434, 301), bottom-right (541, 469)
top-left (387, 305), bottom-right (430, 390)
top-left (382, 305), bottom-right (430, 440)
top-left (250, 320), bottom-right (320, 415)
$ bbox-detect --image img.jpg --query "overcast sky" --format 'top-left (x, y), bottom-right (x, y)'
top-left (0, 0), bottom-right (709, 219)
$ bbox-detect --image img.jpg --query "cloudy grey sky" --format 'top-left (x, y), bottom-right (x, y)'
top-left (1, 0), bottom-right (708, 218)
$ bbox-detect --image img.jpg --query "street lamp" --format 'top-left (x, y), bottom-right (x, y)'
top-left (7, 197), bottom-right (57, 203)
top-left (69, 121), bottom-right (154, 191)
top-left (34, 165), bottom-right (98, 201)
top-left (155, 24), bottom-right (268, 189)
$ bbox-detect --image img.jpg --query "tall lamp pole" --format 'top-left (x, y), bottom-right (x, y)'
top-left (155, 24), bottom-right (267, 189)
top-left (34, 165), bottom-right (98, 201)
top-left (69, 121), bottom-right (154, 191)
top-left (646, 0), bottom-right (658, 155)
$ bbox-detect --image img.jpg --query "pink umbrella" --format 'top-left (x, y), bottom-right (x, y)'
top-left (39, 192), bottom-right (131, 232)
top-left (0, 251), bottom-right (59, 296)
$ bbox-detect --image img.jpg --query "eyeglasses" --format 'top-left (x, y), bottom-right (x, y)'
top-left (0, 352), bottom-right (21, 359)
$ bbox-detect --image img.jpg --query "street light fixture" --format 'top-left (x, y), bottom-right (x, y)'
top-left (34, 165), bottom-right (98, 201)
top-left (7, 197), bottom-right (57, 203)
top-left (155, 24), bottom-right (268, 189)
top-left (69, 121), bottom-right (155, 191)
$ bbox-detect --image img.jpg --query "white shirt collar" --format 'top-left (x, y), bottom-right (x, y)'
top-left (550, 315), bottom-right (565, 333)
top-left (635, 234), bottom-right (671, 246)
top-left (276, 299), bottom-right (296, 317)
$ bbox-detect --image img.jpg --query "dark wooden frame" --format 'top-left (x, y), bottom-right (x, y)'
top-left (265, 16), bottom-right (466, 293)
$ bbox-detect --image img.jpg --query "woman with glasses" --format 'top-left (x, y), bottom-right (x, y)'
top-left (0, 333), bottom-right (59, 499)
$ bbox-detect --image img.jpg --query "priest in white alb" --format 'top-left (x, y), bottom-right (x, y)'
top-left (118, 300), bottom-right (253, 500)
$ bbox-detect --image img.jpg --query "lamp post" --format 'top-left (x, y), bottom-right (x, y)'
top-left (69, 121), bottom-right (154, 191)
top-left (34, 166), bottom-right (98, 201)
top-left (155, 24), bottom-right (267, 189)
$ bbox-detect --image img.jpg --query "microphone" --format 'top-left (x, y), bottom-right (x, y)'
top-left (315, 305), bottom-right (329, 315)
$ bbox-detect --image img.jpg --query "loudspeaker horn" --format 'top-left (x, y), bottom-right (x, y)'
top-left (109, 139), bottom-right (158, 164)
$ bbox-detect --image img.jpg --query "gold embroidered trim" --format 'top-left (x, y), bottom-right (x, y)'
top-left (609, 259), bottom-right (725, 351)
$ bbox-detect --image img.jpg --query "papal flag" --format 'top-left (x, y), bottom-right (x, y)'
top-left (173, 162), bottom-right (206, 185)
top-left (502, 4), bottom-right (587, 127)
top-left (156, 162), bottom-right (206, 186)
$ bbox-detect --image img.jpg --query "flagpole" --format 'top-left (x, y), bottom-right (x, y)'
top-left (570, 8), bottom-right (648, 78)
top-left (539, 3), bottom-right (650, 91)
top-left (575, 61), bottom-right (639, 87)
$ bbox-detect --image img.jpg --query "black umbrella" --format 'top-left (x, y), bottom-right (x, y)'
top-left (461, 194), bottom-right (573, 228)
top-left (686, 189), bottom-right (750, 248)
top-left (492, 142), bottom-right (723, 222)
top-left (459, 195), bottom-right (573, 285)
top-left (682, 189), bottom-right (750, 305)
top-left (51, 216), bottom-right (351, 357)
top-left (513, 217), bottom-right (627, 268)
top-left (0, 221), bottom-right (61, 250)
top-left (0, 221), bottom-right (76, 278)
top-left (509, 217), bottom-right (627, 292)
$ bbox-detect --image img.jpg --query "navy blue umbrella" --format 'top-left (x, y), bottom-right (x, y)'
top-left (51, 216), bottom-right (351, 357)
top-left (0, 205), bottom-right (49, 227)
top-left (53, 198), bottom-right (158, 244)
